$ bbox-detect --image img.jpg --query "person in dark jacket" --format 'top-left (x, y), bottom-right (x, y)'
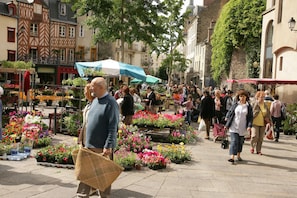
top-left (225, 89), bottom-right (253, 163)
top-left (145, 86), bottom-right (156, 113)
top-left (200, 90), bottom-right (215, 139)
top-left (121, 85), bottom-right (134, 125)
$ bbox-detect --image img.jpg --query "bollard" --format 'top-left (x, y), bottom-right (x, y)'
top-left (54, 106), bottom-right (57, 135)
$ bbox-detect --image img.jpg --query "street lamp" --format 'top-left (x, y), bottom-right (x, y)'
top-left (288, 17), bottom-right (297, 31)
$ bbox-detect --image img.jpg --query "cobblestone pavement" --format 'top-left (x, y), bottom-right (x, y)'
top-left (1, 107), bottom-right (297, 198)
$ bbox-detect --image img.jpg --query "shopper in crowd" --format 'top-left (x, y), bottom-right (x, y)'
top-left (76, 77), bottom-right (119, 198)
top-left (172, 87), bottom-right (182, 115)
top-left (214, 89), bottom-right (223, 124)
top-left (250, 91), bottom-right (272, 155)
top-left (182, 94), bottom-right (193, 125)
top-left (270, 94), bottom-right (283, 142)
top-left (145, 86), bottom-right (156, 113)
top-left (130, 88), bottom-right (143, 112)
top-left (200, 90), bottom-right (215, 139)
top-left (121, 85), bottom-right (134, 125)
top-left (225, 89), bottom-right (253, 163)
top-left (77, 83), bottom-right (95, 146)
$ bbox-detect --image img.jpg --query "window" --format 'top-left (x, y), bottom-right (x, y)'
top-left (77, 46), bottom-right (85, 60)
top-left (79, 25), bottom-right (84, 37)
top-left (7, 50), bottom-right (16, 61)
top-left (264, 21), bottom-right (273, 78)
top-left (69, 49), bottom-right (74, 62)
top-left (30, 23), bottom-right (38, 36)
top-left (7, 27), bottom-right (15, 42)
top-left (69, 27), bottom-right (75, 38)
top-left (60, 49), bottom-right (66, 62)
top-left (90, 48), bottom-right (97, 61)
top-left (59, 26), bottom-right (66, 37)
top-left (29, 48), bottom-right (38, 61)
top-left (60, 4), bottom-right (66, 16)
top-left (279, 56), bottom-right (283, 71)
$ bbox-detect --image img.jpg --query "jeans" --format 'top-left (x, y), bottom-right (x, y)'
top-left (185, 111), bottom-right (191, 124)
top-left (229, 133), bottom-right (244, 155)
top-left (272, 116), bottom-right (282, 139)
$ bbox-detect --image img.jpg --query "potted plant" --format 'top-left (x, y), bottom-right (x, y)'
top-left (157, 143), bottom-right (191, 164)
top-left (138, 149), bottom-right (169, 170)
top-left (114, 148), bottom-right (140, 171)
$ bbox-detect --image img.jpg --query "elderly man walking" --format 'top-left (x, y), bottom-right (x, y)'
top-left (76, 77), bottom-right (119, 198)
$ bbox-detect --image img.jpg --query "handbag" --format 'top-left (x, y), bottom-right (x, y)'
top-left (265, 124), bottom-right (274, 140)
top-left (198, 119), bottom-right (206, 131)
top-left (221, 139), bottom-right (229, 149)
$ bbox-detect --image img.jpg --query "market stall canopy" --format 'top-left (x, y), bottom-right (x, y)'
top-left (130, 75), bottom-right (162, 84)
top-left (74, 59), bottom-right (147, 81)
top-left (226, 78), bottom-right (297, 85)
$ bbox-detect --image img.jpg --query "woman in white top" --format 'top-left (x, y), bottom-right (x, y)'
top-left (225, 89), bottom-right (253, 163)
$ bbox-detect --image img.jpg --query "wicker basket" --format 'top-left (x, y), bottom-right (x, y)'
top-left (72, 147), bottom-right (123, 191)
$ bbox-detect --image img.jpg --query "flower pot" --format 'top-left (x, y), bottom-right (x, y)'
top-left (123, 165), bottom-right (133, 171)
top-left (148, 164), bottom-right (166, 170)
top-left (135, 164), bottom-right (142, 170)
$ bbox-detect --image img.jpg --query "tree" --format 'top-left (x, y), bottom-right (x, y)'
top-left (211, 0), bottom-right (265, 82)
top-left (65, 0), bottom-right (167, 62)
top-left (151, 0), bottom-right (191, 85)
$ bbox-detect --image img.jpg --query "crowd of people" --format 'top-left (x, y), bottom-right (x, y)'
top-left (73, 77), bottom-right (287, 196)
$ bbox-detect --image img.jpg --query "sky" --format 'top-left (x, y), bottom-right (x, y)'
top-left (182, 0), bottom-right (204, 13)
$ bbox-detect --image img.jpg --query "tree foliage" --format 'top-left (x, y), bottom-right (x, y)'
top-left (152, 0), bottom-right (191, 85)
top-left (211, 0), bottom-right (265, 82)
top-left (65, 0), bottom-right (167, 61)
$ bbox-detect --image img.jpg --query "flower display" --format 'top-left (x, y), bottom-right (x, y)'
top-left (1, 111), bottom-right (52, 148)
top-left (35, 144), bottom-right (78, 164)
top-left (114, 148), bottom-right (141, 170)
top-left (138, 149), bottom-right (169, 170)
top-left (156, 143), bottom-right (191, 164)
top-left (132, 111), bottom-right (183, 129)
top-left (117, 125), bottom-right (152, 153)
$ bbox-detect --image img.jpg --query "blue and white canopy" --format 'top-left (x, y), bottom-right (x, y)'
top-left (130, 75), bottom-right (162, 84)
top-left (75, 59), bottom-right (147, 81)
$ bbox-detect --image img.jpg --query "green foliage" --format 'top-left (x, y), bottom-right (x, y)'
top-left (211, 0), bottom-right (265, 82)
top-left (83, 68), bottom-right (104, 77)
top-left (282, 103), bottom-right (297, 134)
top-left (1, 61), bottom-right (34, 69)
top-left (62, 77), bottom-right (87, 87)
top-left (153, 0), bottom-right (191, 84)
top-left (62, 112), bottom-right (83, 136)
top-left (65, 0), bottom-right (166, 47)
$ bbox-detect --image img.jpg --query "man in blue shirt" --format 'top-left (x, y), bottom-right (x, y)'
top-left (77, 77), bottom-right (119, 198)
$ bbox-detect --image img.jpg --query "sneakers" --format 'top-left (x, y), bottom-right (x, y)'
top-left (250, 148), bottom-right (254, 154)
top-left (257, 152), bottom-right (262, 155)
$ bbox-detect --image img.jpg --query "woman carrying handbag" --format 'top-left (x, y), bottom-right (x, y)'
top-left (225, 89), bottom-right (253, 163)
top-left (250, 91), bottom-right (272, 155)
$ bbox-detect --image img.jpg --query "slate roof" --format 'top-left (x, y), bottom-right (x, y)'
top-left (47, 0), bottom-right (76, 24)
top-left (0, 2), bottom-right (9, 15)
